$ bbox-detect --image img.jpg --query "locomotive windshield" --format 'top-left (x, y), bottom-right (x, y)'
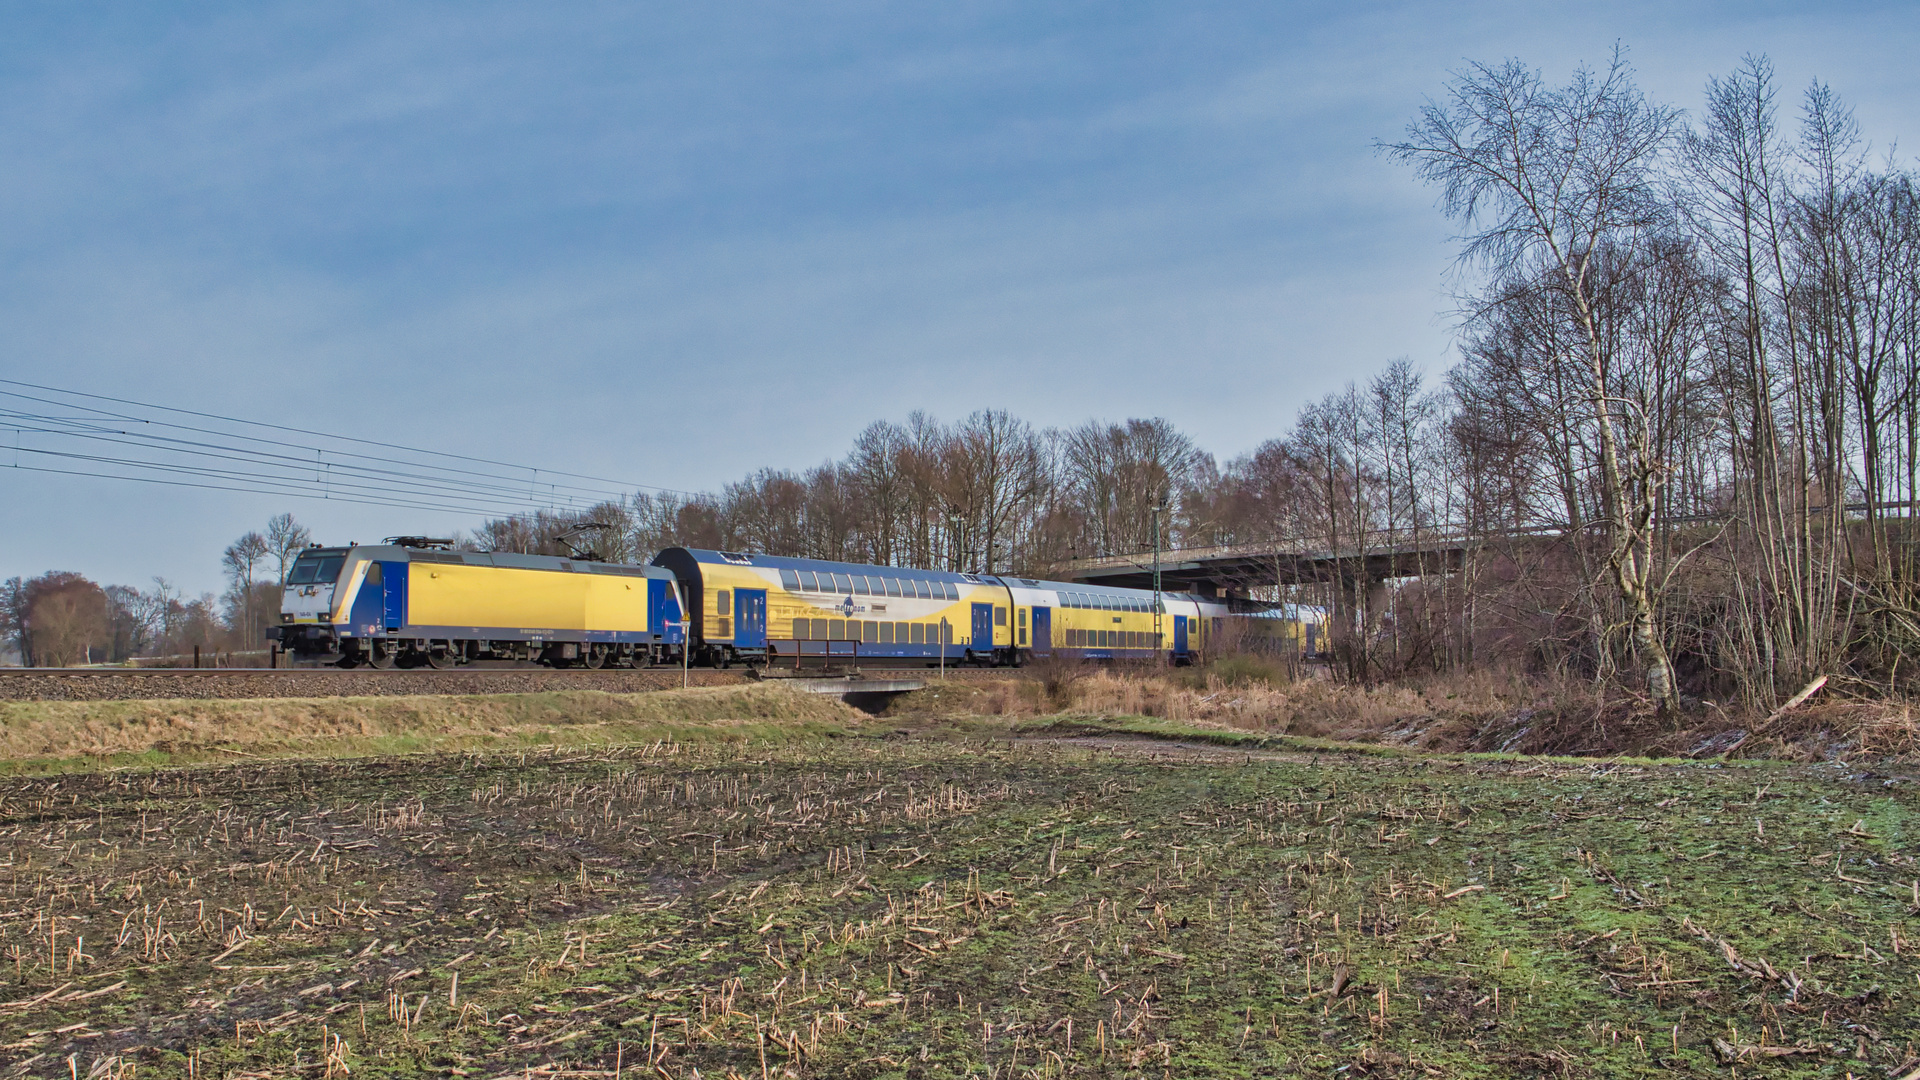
top-left (287, 552), bottom-right (347, 585)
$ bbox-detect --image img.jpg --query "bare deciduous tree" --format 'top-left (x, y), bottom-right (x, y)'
top-left (1388, 48), bottom-right (1684, 709)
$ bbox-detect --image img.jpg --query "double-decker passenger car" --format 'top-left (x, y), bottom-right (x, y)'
top-left (648, 548), bottom-right (1012, 667)
top-left (998, 577), bottom-right (1230, 661)
top-left (650, 548), bottom-right (1231, 667)
top-left (271, 539), bottom-right (685, 668)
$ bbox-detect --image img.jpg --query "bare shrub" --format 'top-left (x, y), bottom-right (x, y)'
top-left (1029, 651), bottom-right (1090, 708)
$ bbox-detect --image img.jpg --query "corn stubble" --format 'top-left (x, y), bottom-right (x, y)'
top-left (0, 737), bottom-right (1915, 1078)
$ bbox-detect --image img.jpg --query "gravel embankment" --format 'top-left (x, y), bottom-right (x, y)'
top-left (0, 668), bottom-right (755, 701)
top-left (0, 665), bottom-right (1029, 701)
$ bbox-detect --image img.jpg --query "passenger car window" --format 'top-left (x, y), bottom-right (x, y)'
top-left (716, 590), bottom-right (731, 614)
top-left (781, 570), bottom-right (800, 590)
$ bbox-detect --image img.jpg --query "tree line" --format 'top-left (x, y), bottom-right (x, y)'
top-left (2, 513), bottom-right (309, 666)
top-left (479, 52), bottom-right (1920, 711)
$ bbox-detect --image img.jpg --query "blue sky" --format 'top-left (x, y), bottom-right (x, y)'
top-left (2, 1), bottom-right (1916, 594)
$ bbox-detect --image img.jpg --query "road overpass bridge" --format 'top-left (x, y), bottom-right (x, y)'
top-left (1057, 528), bottom-right (1557, 601)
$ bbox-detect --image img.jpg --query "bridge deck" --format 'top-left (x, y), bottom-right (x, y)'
top-left (1061, 533), bottom-right (1500, 593)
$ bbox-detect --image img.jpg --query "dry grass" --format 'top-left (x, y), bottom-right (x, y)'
top-left (921, 661), bottom-right (1920, 761)
top-left (949, 665), bottom-right (1537, 743)
top-left (0, 684), bottom-right (865, 767)
top-left (1856, 704), bottom-right (1920, 754)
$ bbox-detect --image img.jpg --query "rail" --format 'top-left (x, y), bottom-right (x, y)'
top-left (0, 665), bottom-right (688, 677)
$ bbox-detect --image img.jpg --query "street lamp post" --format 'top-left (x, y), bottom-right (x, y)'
top-left (1152, 494), bottom-right (1168, 661)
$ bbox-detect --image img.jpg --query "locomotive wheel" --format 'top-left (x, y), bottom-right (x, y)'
top-left (582, 647), bottom-right (606, 670)
top-left (367, 644), bottom-right (398, 670)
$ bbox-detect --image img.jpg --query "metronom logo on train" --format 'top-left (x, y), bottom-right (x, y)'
top-left (269, 537), bottom-right (1311, 670)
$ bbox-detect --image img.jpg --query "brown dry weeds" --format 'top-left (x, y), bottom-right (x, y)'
top-left (905, 663), bottom-right (1920, 762)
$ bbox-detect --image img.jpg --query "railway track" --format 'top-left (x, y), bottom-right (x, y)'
top-left (0, 665), bottom-right (662, 676)
top-left (0, 664), bottom-right (1015, 701)
top-left (0, 665), bottom-right (753, 701)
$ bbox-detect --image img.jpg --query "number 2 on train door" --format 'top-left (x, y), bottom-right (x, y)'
top-left (971, 603), bottom-right (993, 651)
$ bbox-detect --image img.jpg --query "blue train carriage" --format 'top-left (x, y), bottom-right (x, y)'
top-left (271, 541), bottom-right (686, 668)
top-left (1000, 577), bottom-right (1229, 663)
top-left (648, 548), bottom-right (1016, 667)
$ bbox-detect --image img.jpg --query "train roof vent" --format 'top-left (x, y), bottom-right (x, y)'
top-left (961, 574), bottom-right (983, 584)
top-left (717, 551), bottom-right (755, 565)
top-left (1019, 578), bottom-right (1040, 587)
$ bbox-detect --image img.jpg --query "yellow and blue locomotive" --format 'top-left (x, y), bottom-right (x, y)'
top-left (270, 539), bottom-right (684, 668)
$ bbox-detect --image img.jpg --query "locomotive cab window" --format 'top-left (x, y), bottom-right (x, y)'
top-left (288, 553), bottom-right (346, 585)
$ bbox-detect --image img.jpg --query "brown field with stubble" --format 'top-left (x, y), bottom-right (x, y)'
top-left (1, 675), bottom-right (1917, 1079)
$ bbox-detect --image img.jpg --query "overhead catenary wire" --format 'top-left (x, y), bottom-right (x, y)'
top-left (0, 410), bottom-right (609, 514)
top-left (0, 384), bottom-right (666, 505)
top-left (0, 377), bottom-right (696, 497)
top-left (0, 413), bottom-right (618, 518)
top-left (0, 378), bottom-right (702, 522)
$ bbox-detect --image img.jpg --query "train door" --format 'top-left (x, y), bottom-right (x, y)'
top-left (381, 562), bottom-right (407, 631)
top-left (1032, 607), bottom-right (1052, 654)
top-left (647, 578), bottom-right (687, 641)
top-left (734, 590), bottom-right (767, 648)
top-left (1173, 615), bottom-right (1188, 656)
top-left (970, 603), bottom-right (994, 651)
